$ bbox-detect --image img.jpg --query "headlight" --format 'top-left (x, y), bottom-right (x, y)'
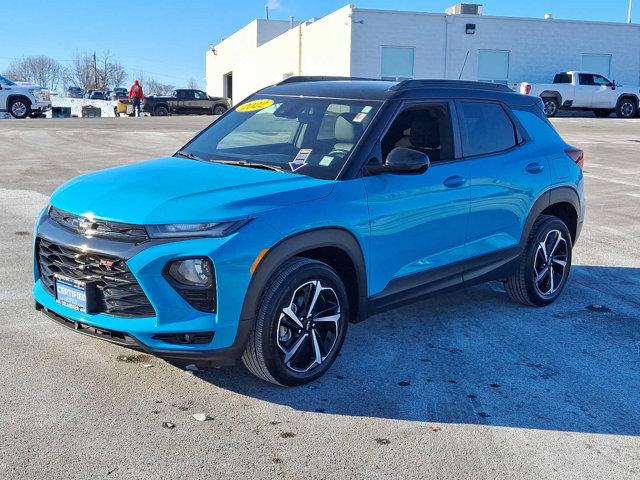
top-left (168, 258), bottom-right (213, 286)
top-left (146, 220), bottom-right (249, 239)
top-left (29, 89), bottom-right (49, 101)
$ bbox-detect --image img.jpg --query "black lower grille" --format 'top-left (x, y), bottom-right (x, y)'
top-left (36, 237), bottom-right (155, 317)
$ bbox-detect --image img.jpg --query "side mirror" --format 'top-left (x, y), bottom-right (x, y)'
top-left (367, 147), bottom-right (430, 174)
top-left (611, 82), bottom-right (616, 90)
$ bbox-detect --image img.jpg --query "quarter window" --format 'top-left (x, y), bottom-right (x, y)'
top-left (553, 73), bottom-right (572, 84)
top-left (458, 102), bottom-right (517, 157)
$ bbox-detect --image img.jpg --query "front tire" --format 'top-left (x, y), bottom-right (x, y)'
top-left (9, 97), bottom-right (31, 119)
top-left (505, 216), bottom-right (572, 307)
top-left (542, 98), bottom-right (559, 117)
top-left (242, 257), bottom-right (349, 386)
top-left (616, 98), bottom-right (637, 118)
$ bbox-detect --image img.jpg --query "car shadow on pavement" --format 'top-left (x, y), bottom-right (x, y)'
top-left (186, 265), bottom-right (640, 435)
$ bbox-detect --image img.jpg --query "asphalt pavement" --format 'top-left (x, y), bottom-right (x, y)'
top-left (0, 115), bottom-right (638, 479)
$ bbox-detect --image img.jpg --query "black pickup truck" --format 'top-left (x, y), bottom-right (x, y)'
top-left (144, 89), bottom-right (230, 116)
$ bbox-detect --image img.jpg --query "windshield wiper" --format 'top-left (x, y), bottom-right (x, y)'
top-left (212, 160), bottom-right (285, 172)
top-left (174, 150), bottom-right (204, 161)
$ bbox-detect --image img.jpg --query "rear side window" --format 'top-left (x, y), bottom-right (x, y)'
top-left (458, 101), bottom-right (517, 157)
top-left (553, 73), bottom-right (572, 84)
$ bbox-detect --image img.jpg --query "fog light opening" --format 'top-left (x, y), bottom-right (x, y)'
top-left (153, 332), bottom-right (214, 345)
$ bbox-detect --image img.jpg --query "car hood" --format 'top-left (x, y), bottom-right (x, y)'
top-left (50, 157), bottom-right (334, 224)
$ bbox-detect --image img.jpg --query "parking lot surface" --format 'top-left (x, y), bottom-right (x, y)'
top-left (0, 116), bottom-right (639, 479)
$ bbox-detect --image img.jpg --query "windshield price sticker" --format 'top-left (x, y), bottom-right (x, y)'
top-left (319, 155), bottom-right (334, 167)
top-left (290, 149), bottom-right (312, 172)
top-left (353, 105), bottom-right (373, 123)
top-left (236, 99), bottom-right (275, 112)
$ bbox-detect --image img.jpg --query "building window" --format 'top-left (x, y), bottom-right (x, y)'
top-left (477, 49), bottom-right (510, 84)
top-left (381, 46), bottom-right (414, 81)
top-left (582, 54), bottom-right (611, 77)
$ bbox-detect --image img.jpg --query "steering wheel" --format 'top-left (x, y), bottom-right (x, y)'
top-left (326, 149), bottom-right (350, 158)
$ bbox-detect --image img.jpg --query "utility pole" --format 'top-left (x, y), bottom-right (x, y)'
top-left (93, 51), bottom-right (98, 89)
top-left (629, 0), bottom-right (633, 24)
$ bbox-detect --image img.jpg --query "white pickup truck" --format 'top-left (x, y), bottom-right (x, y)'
top-left (0, 74), bottom-right (51, 119)
top-left (519, 71), bottom-right (639, 118)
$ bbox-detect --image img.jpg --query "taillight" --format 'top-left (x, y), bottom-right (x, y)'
top-left (565, 147), bottom-right (584, 169)
top-left (524, 84), bottom-right (532, 95)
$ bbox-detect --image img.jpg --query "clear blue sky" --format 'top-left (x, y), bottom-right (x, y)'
top-left (0, 0), bottom-right (634, 89)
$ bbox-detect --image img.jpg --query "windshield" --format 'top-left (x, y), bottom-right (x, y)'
top-left (0, 75), bottom-right (16, 86)
top-left (179, 94), bottom-right (381, 180)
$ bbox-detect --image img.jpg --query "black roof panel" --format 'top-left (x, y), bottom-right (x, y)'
top-left (257, 77), bottom-right (530, 107)
top-left (259, 79), bottom-right (397, 101)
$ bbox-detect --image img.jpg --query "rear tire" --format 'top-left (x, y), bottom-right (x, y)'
top-left (242, 257), bottom-right (349, 386)
top-left (505, 215), bottom-right (572, 307)
top-left (616, 98), bottom-right (637, 118)
top-left (154, 105), bottom-right (169, 116)
top-left (542, 98), bottom-right (559, 117)
top-left (213, 105), bottom-right (227, 115)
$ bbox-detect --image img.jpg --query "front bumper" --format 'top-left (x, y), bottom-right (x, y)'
top-left (35, 301), bottom-right (251, 363)
top-left (32, 211), bottom-right (256, 363)
top-left (32, 100), bottom-right (51, 113)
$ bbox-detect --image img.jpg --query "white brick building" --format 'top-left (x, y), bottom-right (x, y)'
top-left (205, 3), bottom-right (640, 104)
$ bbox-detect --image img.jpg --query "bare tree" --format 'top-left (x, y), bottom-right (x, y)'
top-left (2, 56), bottom-right (64, 90)
top-left (186, 77), bottom-right (199, 89)
top-left (109, 62), bottom-right (127, 89)
top-left (68, 51), bottom-right (128, 90)
top-left (69, 52), bottom-right (95, 90)
top-left (145, 78), bottom-right (175, 96)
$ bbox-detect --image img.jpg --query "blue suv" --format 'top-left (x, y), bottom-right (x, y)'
top-left (33, 78), bottom-right (585, 385)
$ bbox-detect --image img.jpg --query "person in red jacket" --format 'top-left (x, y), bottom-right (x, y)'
top-left (128, 79), bottom-right (144, 117)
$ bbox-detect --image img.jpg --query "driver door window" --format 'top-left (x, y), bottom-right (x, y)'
top-left (380, 103), bottom-right (455, 163)
top-left (576, 74), bottom-right (599, 107)
top-left (194, 90), bottom-right (209, 113)
top-left (591, 74), bottom-right (616, 108)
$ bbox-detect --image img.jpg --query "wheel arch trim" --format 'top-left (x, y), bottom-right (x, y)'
top-left (239, 227), bottom-right (368, 326)
top-left (540, 90), bottom-right (562, 103)
top-left (617, 94), bottom-right (639, 105)
top-left (521, 186), bottom-right (581, 248)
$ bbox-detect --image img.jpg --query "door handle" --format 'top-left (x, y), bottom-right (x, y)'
top-left (525, 162), bottom-right (544, 174)
top-left (443, 175), bottom-right (465, 188)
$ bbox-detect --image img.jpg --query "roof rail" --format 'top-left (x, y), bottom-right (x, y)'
top-left (389, 79), bottom-right (513, 92)
top-left (276, 75), bottom-right (382, 85)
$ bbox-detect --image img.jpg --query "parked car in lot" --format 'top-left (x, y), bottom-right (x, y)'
top-left (143, 89), bottom-right (230, 116)
top-left (33, 77), bottom-right (584, 385)
top-left (88, 91), bottom-right (106, 100)
top-left (66, 86), bottom-right (84, 98)
top-left (110, 88), bottom-right (128, 100)
top-left (520, 71), bottom-right (640, 118)
top-left (0, 74), bottom-right (51, 118)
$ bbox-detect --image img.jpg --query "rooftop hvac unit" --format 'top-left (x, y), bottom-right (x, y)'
top-left (445, 3), bottom-right (484, 15)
